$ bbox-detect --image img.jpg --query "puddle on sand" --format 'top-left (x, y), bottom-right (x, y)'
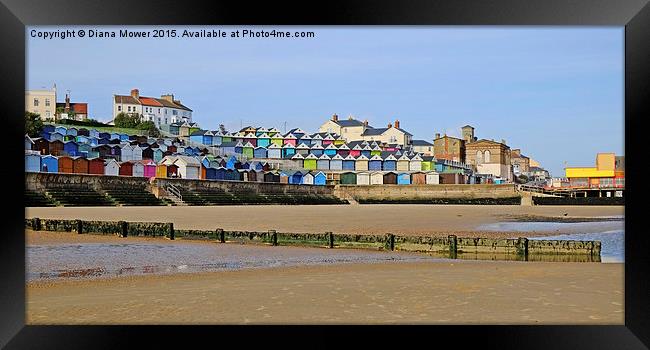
top-left (27, 242), bottom-right (437, 282)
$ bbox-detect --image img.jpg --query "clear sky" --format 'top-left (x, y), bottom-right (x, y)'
top-left (27, 26), bottom-right (623, 176)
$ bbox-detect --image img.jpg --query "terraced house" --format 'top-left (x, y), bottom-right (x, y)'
top-left (113, 88), bottom-right (193, 128)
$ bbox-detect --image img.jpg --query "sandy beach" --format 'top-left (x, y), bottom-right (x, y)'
top-left (25, 205), bottom-right (625, 324)
top-left (26, 204), bottom-right (624, 237)
top-left (27, 258), bottom-right (623, 324)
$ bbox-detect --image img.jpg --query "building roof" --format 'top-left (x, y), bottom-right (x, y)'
top-left (333, 119), bottom-right (365, 127)
top-left (412, 139), bottom-right (433, 146)
top-left (114, 94), bottom-right (192, 112)
top-left (361, 128), bottom-right (388, 136)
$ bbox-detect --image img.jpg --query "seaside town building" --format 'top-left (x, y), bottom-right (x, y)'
top-left (319, 115), bottom-right (413, 146)
top-left (464, 138), bottom-right (514, 182)
top-left (113, 89), bottom-right (193, 128)
top-left (565, 153), bottom-right (624, 189)
top-left (25, 85), bottom-right (56, 120)
top-left (511, 149), bottom-right (531, 176)
top-left (411, 139), bottom-right (434, 156)
top-left (55, 93), bottom-right (88, 121)
top-left (433, 133), bottom-right (465, 162)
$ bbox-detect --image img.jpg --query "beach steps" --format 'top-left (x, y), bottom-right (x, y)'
top-left (25, 189), bottom-right (57, 207)
top-left (174, 187), bottom-right (348, 206)
top-left (44, 186), bottom-right (115, 207)
top-left (103, 188), bottom-right (166, 206)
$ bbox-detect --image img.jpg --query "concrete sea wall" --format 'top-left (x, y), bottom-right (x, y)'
top-left (334, 184), bottom-right (521, 204)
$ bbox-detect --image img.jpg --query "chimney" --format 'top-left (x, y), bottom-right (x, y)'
top-left (394, 119), bottom-right (400, 129)
top-left (363, 120), bottom-right (368, 127)
top-left (161, 94), bottom-right (174, 102)
top-left (348, 115), bottom-right (353, 120)
top-left (332, 114), bottom-right (338, 122)
top-left (387, 123), bottom-right (393, 128)
top-left (130, 89), bottom-right (139, 99)
top-left (435, 133), bottom-right (440, 139)
top-left (64, 93), bottom-right (70, 113)
top-left (501, 139), bottom-right (506, 145)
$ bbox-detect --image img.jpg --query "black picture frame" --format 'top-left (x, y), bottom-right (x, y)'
top-left (2, 0), bottom-right (648, 348)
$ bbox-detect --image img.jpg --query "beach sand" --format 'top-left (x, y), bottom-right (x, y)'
top-left (25, 205), bottom-right (624, 324)
top-left (26, 204), bottom-right (624, 237)
top-left (27, 259), bottom-right (623, 324)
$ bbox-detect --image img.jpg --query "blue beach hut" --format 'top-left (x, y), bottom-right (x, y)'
top-left (314, 171), bottom-right (327, 186)
top-left (397, 173), bottom-right (411, 185)
top-left (41, 155), bottom-right (58, 172)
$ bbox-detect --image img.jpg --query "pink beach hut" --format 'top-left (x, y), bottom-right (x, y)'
top-left (142, 159), bottom-right (157, 178)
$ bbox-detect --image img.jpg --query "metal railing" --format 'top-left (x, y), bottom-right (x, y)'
top-left (167, 183), bottom-right (182, 202)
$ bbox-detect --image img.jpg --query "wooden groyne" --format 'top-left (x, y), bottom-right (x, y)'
top-left (25, 218), bottom-right (602, 262)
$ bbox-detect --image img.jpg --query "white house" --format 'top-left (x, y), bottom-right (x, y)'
top-left (113, 88), bottom-right (193, 128)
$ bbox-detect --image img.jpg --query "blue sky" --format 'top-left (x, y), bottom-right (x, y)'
top-left (27, 26), bottom-right (623, 176)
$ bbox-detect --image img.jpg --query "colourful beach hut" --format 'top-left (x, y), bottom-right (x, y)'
top-left (310, 134), bottom-right (323, 147)
top-left (303, 153), bottom-right (318, 170)
top-left (311, 144), bottom-right (324, 157)
top-left (296, 143), bottom-right (310, 156)
top-left (72, 157), bottom-right (89, 174)
top-left (282, 143), bottom-right (296, 158)
top-left (143, 160), bottom-right (157, 178)
top-left (283, 133), bottom-right (297, 146)
top-left (397, 154), bottom-right (410, 171)
top-left (355, 154), bottom-right (369, 171)
top-left (350, 144), bottom-right (362, 157)
top-left (257, 133), bottom-right (270, 148)
top-left (132, 161), bottom-right (145, 177)
top-left (342, 154), bottom-right (356, 170)
top-left (254, 146), bottom-right (268, 159)
top-left (356, 171), bottom-right (370, 185)
top-left (264, 171), bottom-right (280, 183)
top-left (324, 143), bottom-right (337, 157)
top-left (340, 172), bottom-right (357, 185)
top-left (409, 154), bottom-right (423, 171)
top-left (270, 135), bottom-right (284, 147)
top-left (103, 159), bottom-right (119, 176)
top-left (329, 154), bottom-right (344, 171)
top-left (425, 171), bottom-right (440, 184)
top-left (243, 133), bottom-right (257, 147)
top-left (383, 172), bottom-right (398, 184)
top-left (314, 171), bottom-right (327, 186)
top-left (41, 155), bottom-right (58, 172)
top-left (119, 161), bottom-right (133, 176)
top-left (361, 145), bottom-right (372, 158)
top-left (156, 164), bottom-right (168, 178)
top-left (368, 155), bottom-right (383, 171)
top-left (290, 171), bottom-right (304, 185)
top-left (25, 152), bottom-right (41, 172)
top-left (58, 156), bottom-right (73, 173)
top-left (267, 143), bottom-right (282, 159)
top-left (317, 154), bottom-right (331, 170)
top-left (63, 141), bottom-right (79, 157)
top-left (397, 173), bottom-right (411, 185)
top-left (279, 171), bottom-right (290, 184)
top-left (153, 148), bottom-right (164, 163)
top-left (337, 144), bottom-right (350, 157)
top-left (87, 158), bottom-right (104, 175)
top-left (49, 140), bottom-right (65, 156)
top-left (411, 171), bottom-right (426, 185)
top-left (370, 172), bottom-right (384, 185)
top-left (302, 172), bottom-right (314, 185)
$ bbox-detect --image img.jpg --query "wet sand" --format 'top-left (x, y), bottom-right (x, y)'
top-left (26, 205), bottom-right (624, 238)
top-left (27, 260), bottom-right (623, 324)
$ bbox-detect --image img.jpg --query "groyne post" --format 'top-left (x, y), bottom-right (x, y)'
top-left (516, 237), bottom-right (529, 261)
top-left (32, 217), bottom-right (41, 231)
top-left (217, 228), bottom-right (225, 243)
top-left (327, 232), bottom-right (334, 248)
top-left (449, 235), bottom-right (457, 259)
top-left (119, 221), bottom-right (128, 238)
top-left (592, 241), bottom-right (602, 260)
top-left (76, 219), bottom-right (83, 235)
top-left (168, 223), bottom-right (174, 240)
top-left (387, 233), bottom-right (395, 251)
top-left (270, 230), bottom-right (278, 246)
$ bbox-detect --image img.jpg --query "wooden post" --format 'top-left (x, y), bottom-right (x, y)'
top-left (327, 232), bottom-right (334, 248)
top-left (592, 241), bottom-right (602, 260)
top-left (168, 222), bottom-right (174, 240)
top-left (217, 228), bottom-right (225, 243)
top-left (448, 235), bottom-right (457, 259)
top-left (119, 221), bottom-right (128, 238)
top-left (517, 237), bottom-right (529, 261)
top-left (32, 217), bottom-right (41, 231)
top-left (270, 230), bottom-right (278, 246)
top-left (389, 234), bottom-right (395, 251)
top-left (76, 219), bottom-right (83, 234)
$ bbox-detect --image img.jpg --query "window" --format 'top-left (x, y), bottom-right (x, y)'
top-left (476, 150), bottom-right (483, 165)
top-left (118, 105), bottom-right (122, 111)
top-left (45, 98), bottom-right (50, 107)
top-left (158, 108), bottom-right (161, 113)
top-left (165, 118), bottom-right (167, 124)
top-left (33, 98), bottom-right (39, 107)
top-left (45, 111), bottom-right (50, 117)
top-left (173, 110), bottom-right (178, 115)
top-left (127, 106), bottom-right (131, 112)
top-left (484, 150), bottom-right (491, 163)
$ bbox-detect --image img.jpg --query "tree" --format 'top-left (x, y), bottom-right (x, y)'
top-left (137, 120), bottom-right (161, 137)
top-left (516, 174), bottom-right (529, 184)
top-left (25, 111), bottom-right (43, 137)
top-left (219, 124), bottom-right (227, 134)
top-left (114, 112), bottom-right (140, 128)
